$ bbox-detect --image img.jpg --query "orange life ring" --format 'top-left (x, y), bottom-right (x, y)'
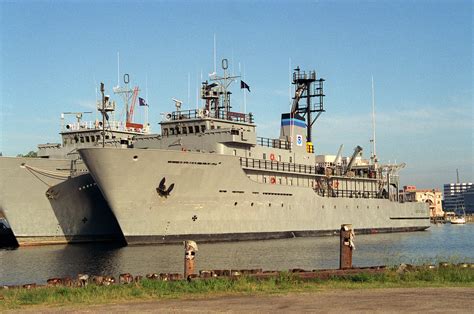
top-left (270, 153), bottom-right (275, 161)
top-left (270, 177), bottom-right (276, 184)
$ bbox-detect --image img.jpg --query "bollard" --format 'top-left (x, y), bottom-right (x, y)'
top-left (339, 224), bottom-right (355, 269)
top-left (184, 240), bottom-right (198, 279)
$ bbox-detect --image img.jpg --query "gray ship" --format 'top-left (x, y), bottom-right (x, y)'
top-left (0, 77), bottom-right (148, 246)
top-left (79, 62), bottom-right (430, 245)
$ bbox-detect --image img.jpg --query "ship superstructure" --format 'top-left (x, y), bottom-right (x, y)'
top-left (79, 61), bottom-right (430, 245)
top-left (0, 75), bottom-right (148, 245)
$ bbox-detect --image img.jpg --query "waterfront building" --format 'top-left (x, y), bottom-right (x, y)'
top-left (402, 186), bottom-right (444, 218)
top-left (443, 182), bottom-right (473, 213)
top-left (463, 186), bottom-right (474, 214)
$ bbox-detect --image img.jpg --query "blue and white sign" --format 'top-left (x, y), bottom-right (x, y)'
top-left (296, 134), bottom-right (303, 146)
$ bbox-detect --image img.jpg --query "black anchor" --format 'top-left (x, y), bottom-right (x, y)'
top-left (156, 177), bottom-right (175, 197)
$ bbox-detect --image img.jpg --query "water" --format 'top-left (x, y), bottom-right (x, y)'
top-left (1, 224), bottom-right (473, 286)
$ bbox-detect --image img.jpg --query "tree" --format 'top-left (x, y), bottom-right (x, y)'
top-left (17, 151), bottom-right (38, 158)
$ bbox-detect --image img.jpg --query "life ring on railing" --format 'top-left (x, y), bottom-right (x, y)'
top-left (270, 153), bottom-right (275, 161)
top-left (333, 180), bottom-right (339, 189)
top-left (270, 177), bottom-right (276, 184)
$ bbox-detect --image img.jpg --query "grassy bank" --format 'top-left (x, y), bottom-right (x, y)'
top-left (1, 266), bottom-right (473, 310)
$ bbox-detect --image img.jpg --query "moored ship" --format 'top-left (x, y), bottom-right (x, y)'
top-left (79, 62), bottom-right (430, 245)
top-left (0, 76), bottom-right (148, 246)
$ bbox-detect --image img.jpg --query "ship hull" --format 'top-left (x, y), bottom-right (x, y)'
top-left (0, 157), bottom-right (123, 246)
top-left (79, 148), bottom-right (430, 245)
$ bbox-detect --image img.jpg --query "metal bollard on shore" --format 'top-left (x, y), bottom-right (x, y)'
top-left (184, 240), bottom-right (198, 279)
top-left (339, 224), bottom-right (355, 269)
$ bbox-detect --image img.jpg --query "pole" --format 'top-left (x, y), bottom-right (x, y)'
top-left (184, 240), bottom-right (198, 279)
top-left (145, 74), bottom-right (149, 132)
top-left (339, 224), bottom-right (354, 269)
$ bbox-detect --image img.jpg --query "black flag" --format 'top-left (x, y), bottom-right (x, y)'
top-left (240, 80), bottom-right (250, 92)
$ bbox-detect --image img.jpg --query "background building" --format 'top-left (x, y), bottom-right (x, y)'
top-left (402, 186), bottom-right (443, 218)
top-left (462, 186), bottom-right (474, 214)
top-left (443, 183), bottom-right (473, 214)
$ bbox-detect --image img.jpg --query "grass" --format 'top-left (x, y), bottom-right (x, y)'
top-left (1, 266), bottom-right (473, 310)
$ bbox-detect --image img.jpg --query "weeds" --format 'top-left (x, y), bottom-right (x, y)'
top-left (1, 266), bottom-right (473, 310)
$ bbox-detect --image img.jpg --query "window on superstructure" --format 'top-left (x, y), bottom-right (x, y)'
top-left (80, 137), bottom-right (84, 143)
top-left (278, 155), bottom-right (281, 162)
top-left (263, 153), bottom-right (267, 160)
top-left (195, 126), bottom-right (200, 133)
top-left (188, 126), bottom-right (193, 134)
top-left (233, 149), bottom-right (237, 156)
top-left (86, 136), bottom-right (90, 143)
top-left (176, 126), bottom-right (181, 135)
top-left (263, 177), bottom-right (267, 183)
top-left (289, 156), bottom-right (293, 163)
top-left (96, 135), bottom-right (101, 141)
top-left (169, 128), bottom-right (175, 135)
top-left (105, 135), bottom-right (110, 140)
top-left (63, 139), bottom-right (67, 146)
top-left (91, 136), bottom-right (95, 142)
top-left (182, 127), bottom-right (187, 134)
top-left (201, 125), bottom-right (206, 132)
top-left (163, 128), bottom-right (169, 136)
top-left (211, 125), bottom-right (215, 130)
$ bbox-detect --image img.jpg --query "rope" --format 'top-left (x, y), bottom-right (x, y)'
top-left (24, 164), bottom-right (71, 180)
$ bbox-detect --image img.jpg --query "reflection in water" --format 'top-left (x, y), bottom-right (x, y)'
top-left (1, 224), bottom-right (473, 286)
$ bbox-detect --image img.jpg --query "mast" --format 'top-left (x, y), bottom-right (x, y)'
top-left (100, 83), bottom-right (105, 148)
top-left (291, 67), bottom-right (325, 143)
top-left (371, 76), bottom-right (377, 167)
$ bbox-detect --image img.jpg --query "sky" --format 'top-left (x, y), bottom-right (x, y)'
top-left (0, 0), bottom-right (472, 190)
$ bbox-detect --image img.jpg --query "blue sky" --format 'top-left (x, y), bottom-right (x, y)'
top-left (1, 0), bottom-right (472, 189)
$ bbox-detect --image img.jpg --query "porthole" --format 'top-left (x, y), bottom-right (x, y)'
top-left (251, 202), bottom-right (254, 206)
top-left (269, 203), bottom-right (271, 207)
top-left (234, 202), bottom-right (238, 206)
top-left (133, 155), bottom-right (138, 161)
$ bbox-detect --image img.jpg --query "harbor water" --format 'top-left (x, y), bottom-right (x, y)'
top-left (1, 223), bottom-right (473, 286)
